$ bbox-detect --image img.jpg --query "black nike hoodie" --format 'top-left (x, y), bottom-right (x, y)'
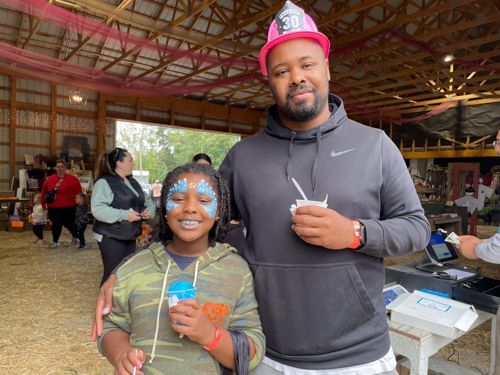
top-left (220, 93), bottom-right (430, 369)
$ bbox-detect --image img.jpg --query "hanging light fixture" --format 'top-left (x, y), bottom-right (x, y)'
top-left (68, 89), bottom-right (87, 105)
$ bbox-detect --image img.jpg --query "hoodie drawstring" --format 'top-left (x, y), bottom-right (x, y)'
top-left (149, 259), bottom-right (200, 364)
top-left (311, 127), bottom-right (322, 196)
top-left (286, 130), bottom-right (296, 181)
top-left (149, 259), bottom-right (171, 364)
top-left (192, 259), bottom-right (200, 287)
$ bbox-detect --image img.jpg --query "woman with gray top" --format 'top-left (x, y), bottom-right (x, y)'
top-left (91, 147), bottom-right (155, 286)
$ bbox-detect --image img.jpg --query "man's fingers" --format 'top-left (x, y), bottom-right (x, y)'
top-left (294, 205), bottom-right (328, 215)
top-left (292, 225), bottom-right (322, 238)
top-left (292, 214), bottom-right (324, 228)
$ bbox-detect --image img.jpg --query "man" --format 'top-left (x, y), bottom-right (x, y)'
top-left (456, 129), bottom-right (499, 375)
top-left (92, 2), bottom-right (430, 373)
top-left (219, 2), bottom-right (429, 374)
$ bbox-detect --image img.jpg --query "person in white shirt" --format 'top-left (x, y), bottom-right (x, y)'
top-left (30, 192), bottom-right (47, 244)
top-left (456, 128), bottom-right (500, 375)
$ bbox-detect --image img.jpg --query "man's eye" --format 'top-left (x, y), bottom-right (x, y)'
top-left (275, 69), bottom-right (288, 77)
top-left (304, 62), bottom-right (314, 69)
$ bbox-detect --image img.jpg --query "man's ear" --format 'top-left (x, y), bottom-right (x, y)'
top-left (325, 58), bottom-right (331, 81)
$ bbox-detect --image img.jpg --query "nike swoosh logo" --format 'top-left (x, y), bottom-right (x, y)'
top-left (330, 148), bottom-right (355, 158)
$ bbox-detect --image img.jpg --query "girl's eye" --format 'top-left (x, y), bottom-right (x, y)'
top-left (173, 196), bottom-right (185, 202)
top-left (199, 197), bottom-right (210, 204)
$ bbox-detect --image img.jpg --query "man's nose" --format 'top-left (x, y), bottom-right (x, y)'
top-left (289, 68), bottom-right (305, 86)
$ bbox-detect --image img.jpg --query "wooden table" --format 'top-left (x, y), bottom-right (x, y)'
top-left (428, 216), bottom-right (463, 235)
top-left (389, 309), bottom-right (495, 375)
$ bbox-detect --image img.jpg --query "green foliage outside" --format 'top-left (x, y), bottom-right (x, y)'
top-left (116, 121), bottom-right (241, 183)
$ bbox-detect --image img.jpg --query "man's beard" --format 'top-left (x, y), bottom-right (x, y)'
top-left (278, 85), bottom-right (326, 122)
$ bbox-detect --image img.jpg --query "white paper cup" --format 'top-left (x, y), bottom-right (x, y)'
top-left (296, 199), bottom-right (328, 208)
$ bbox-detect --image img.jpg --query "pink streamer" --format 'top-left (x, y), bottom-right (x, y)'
top-left (2, 0), bottom-right (257, 68)
top-left (0, 41), bottom-right (260, 96)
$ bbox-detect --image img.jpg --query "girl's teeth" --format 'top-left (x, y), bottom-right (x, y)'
top-left (181, 220), bottom-right (198, 225)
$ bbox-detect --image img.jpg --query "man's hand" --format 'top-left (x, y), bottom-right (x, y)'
top-left (91, 274), bottom-right (117, 341)
top-left (169, 299), bottom-right (215, 346)
top-left (456, 235), bottom-right (484, 260)
top-left (292, 205), bottom-right (354, 250)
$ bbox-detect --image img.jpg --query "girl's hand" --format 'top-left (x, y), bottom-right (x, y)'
top-left (115, 348), bottom-right (146, 375)
top-left (169, 299), bottom-right (215, 346)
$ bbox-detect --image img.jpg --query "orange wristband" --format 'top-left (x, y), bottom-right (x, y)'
top-left (348, 220), bottom-right (362, 249)
top-left (202, 324), bottom-right (222, 351)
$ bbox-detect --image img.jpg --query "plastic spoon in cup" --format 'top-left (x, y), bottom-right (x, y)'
top-left (291, 178), bottom-right (308, 201)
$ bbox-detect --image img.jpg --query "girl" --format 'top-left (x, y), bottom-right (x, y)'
top-left (99, 163), bottom-right (264, 374)
top-left (91, 147), bottom-right (155, 285)
top-left (30, 192), bottom-right (47, 244)
top-left (74, 193), bottom-right (90, 249)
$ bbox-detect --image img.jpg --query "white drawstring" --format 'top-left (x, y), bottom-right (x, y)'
top-left (192, 260), bottom-right (200, 287)
top-left (149, 259), bottom-right (171, 364)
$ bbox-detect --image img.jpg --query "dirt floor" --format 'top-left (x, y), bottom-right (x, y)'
top-left (0, 228), bottom-right (113, 374)
top-left (0, 225), bottom-right (497, 374)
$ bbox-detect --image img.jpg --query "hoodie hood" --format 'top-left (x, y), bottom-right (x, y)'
top-left (264, 93), bottom-right (347, 195)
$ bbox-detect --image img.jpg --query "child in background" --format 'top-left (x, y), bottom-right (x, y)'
top-left (99, 163), bottom-right (264, 374)
top-left (30, 192), bottom-right (47, 244)
top-left (75, 193), bottom-right (90, 249)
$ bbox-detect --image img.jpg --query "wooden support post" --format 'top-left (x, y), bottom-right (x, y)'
top-left (9, 75), bottom-right (16, 183)
top-left (50, 83), bottom-right (57, 156)
top-left (96, 94), bottom-right (106, 158)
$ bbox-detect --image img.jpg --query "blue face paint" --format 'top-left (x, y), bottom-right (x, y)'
top-left (166, 178), bottom-right (188, 212)
top-left (196, 179), bottom-right (218, 218)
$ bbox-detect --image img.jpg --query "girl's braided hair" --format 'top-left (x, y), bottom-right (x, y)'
top-left (158, 163), bottom-right (230, 246)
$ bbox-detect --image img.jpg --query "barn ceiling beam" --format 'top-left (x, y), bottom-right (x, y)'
top-left (102, 0), bottom-right (216, 71)
top-left (124, 2), bottom-right (287, 82)
top-left (66, 0), bottom-right (253, 54)
top-left (334, 0), bottom-right (473, 48)
top-left (63, 0), bottom-right (135, 61)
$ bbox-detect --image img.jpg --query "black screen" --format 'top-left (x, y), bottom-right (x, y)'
top-left (426, 232), bottom-right (459, 263)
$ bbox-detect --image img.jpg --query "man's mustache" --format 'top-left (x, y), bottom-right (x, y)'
top-left (287, 85), bottom-right (314, 100)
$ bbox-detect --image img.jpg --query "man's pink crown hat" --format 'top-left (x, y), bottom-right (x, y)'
top-left (258, 1), bottom-right (330, 76)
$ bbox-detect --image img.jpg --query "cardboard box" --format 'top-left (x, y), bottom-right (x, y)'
top-left (387, 290), bottom-right (478, 338)
top-left (8, 220), bottom-right (24, 232)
